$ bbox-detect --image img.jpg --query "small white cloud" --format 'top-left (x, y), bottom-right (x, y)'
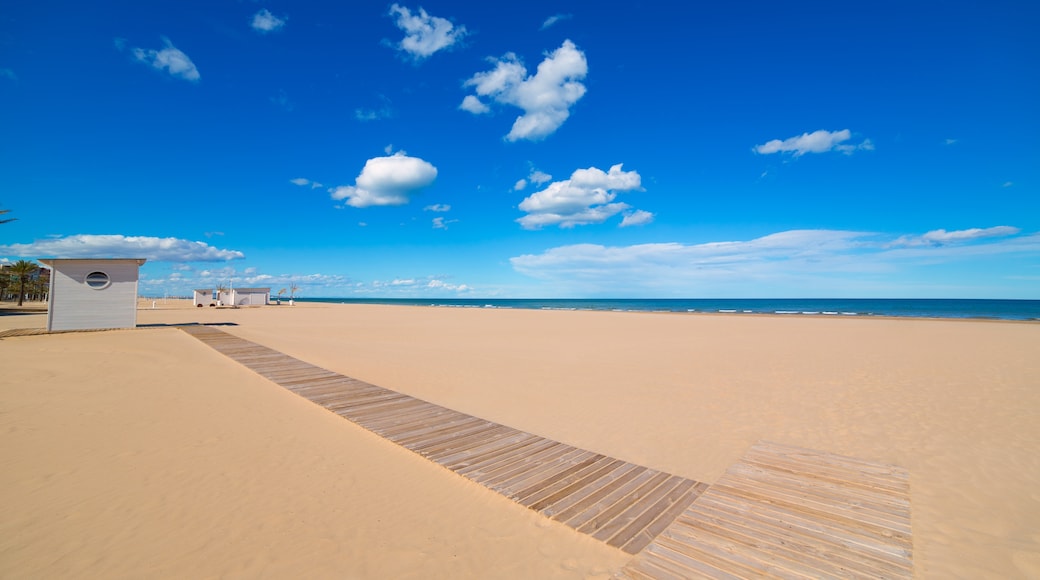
top-left (131, 37), bottom-right (200, 82)
top-left (291, 177), bottom-right (324, 189)
top-left (462, 40), bottom-right (588, 141)
top-left (329, 152), bottom-right (438, 208)
top-left (251, 9), bottom-right (286, 33)
top-left (754, 129), bottom-right (871, 157)
top-left (426, 279), bottom-right (470, 292)
top-left (944, 138), bottom-right (958, 145)
top-left (529, 170), bottom-right (552, 185)
top-left (892, 226), bottom-right (1021, 247)
top-left (432, 217), bottom-right (458, 229)
top-left (424, 204), bottom-right (451, 212)
top-left (541, 14), bottom-right (572, 30)
top-left (620, 210), bottom-right (654, 227)
top-left (517, 163), bottom-right (644, 229)
top-left (356, 95), bottom-right (393, 121)
top-left (388, 4), bottom-right (466, 60)
top-left (1003, 181), bottom-right (1014, 188)
top-left (514, 168), bottom-right (553, 191)
top-left (0, 235), bottom-right (244, 262)
top-left (356, 108), bottom-right (389, 121)
top-left (459, 94), bottom-right (490, 114)
top-left (0, 68), bottom-right (16, 81)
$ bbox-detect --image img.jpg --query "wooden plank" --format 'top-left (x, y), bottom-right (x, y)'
top-left (519, 456), bottom-right (622, 508)
top-left (415, 424), bottom-right (517, 458)
top-left (621, 482), bottom-right (710, 555)
top-left (546, 463), bottom-right (646, 523)
top-left (453, 437), bottom-right (560, 478)
top-left (676, 500), bottom-right (912, 578)
top-left (379, 412), bottom-right (480, 443)
top-left (578, 471), bottom-right (673, 537)
top-left (401, 420), bottom-right (502, 453)
top-left (390, 416), bottom-right (489, 447)
top-left (563, 468), bottom-right (660, 530)
top-left (438, 431), bottom-right (538, 470)
top-left (609, 478), bottom-right (699, 552)
top-left (503, 453), bottom-right (603, 503)
top-left (687, 492), bottom-right (912, 565)
top-left (425, 427), bottom-right (525, 462)
top-left (474, 443), bottom-right (574, 488)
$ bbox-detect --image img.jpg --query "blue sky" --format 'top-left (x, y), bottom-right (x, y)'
top-left (2, 1), bottom-right (1038, 298)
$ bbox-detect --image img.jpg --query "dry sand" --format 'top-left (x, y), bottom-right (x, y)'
top-left (2, 300), bottom-right (1039, 578)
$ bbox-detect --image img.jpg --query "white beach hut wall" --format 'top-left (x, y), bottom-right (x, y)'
top-left (41, 258), bottom-right (146, 332)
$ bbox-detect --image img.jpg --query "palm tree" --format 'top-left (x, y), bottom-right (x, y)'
top-left (288, 282), bottom-right (299, 305)
top-left (9, 259), bottom-right (38, 306)
top-left (0, 209), bottom-right (15, 224)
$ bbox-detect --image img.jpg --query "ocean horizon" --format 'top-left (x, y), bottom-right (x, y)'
top-left (288, 298), bottom-right (1040, 321)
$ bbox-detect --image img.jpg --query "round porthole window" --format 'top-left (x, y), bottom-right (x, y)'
top-left (85, 271), bottom-right (111, 289)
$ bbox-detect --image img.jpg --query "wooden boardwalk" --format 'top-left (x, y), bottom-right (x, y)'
top-left (622, 441), bottom-right (913, 579)
top-left (180, 325), bottom-right (708, 554)
top-left (180, 325), bottom-right (913, 577)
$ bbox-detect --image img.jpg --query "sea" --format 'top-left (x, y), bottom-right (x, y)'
top-left (294, 298), bottom-right (1040, 321)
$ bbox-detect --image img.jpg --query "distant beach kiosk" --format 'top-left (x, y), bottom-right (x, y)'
top-left (40, 258), bottom-right (146, 332)
top-left (193, 288), bottom-right (214, 307)
top-left (222, 287), bottom-right (270, 306)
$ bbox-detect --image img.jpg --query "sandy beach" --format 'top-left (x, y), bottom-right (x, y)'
top-left (2, 300), bottom-right (1039, 578)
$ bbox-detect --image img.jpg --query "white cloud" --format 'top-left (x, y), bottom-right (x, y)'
top-left (356, 95), bottom-right (393, 121)
top-left (529, 170), bottom-right (552, 185)
top-left (388, 4), bottom-right (466, 60)
top-left (517, 163), bottom-right (644, 229)
top-left (131, 37), bottom-right (200, 82)
top-left (459, 95), bottom-right (490, 114)
top-left (541, 14), bottom-right (572, 30)
top-left (510, 228), bottom-right (1039, 296)
top-left (0, 68), bottom-right (16, 81)
top-left (1003, 181), bottom-right (1014, 188)
top-left (290, 177), bottom-right (324, 189)
top-left (891, 226), bottom-right (1020, 247)
top-left (432, 217), bottom-right (458, 229)
top-left (462, 40), bottom-right (588, 141)
top-left (513, 169), bottom-right (551, 192)
top-left (944, 138), bottom-right (958, 145)
top-left (424, 204), bottom-right (451, 212)
top-left (620, 210), bottom-right (654, 227)
top-left (367, 276), bottom-right (471, 295)
top-left (251, 9), bottom-right (286, 33)
top-left (754, 129), bottom-right (872, 157)
top-left (0, 235), bottom-right (244, 262)
top-left (329, 152), bottom-right (438, 208)
top-left (356, 108), bottom-right (391, 121)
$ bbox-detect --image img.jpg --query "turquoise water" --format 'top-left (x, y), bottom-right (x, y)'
top-left (294, 298), bottom-right (1040, 321)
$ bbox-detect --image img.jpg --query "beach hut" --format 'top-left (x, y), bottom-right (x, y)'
top-left (40, 258), bottom-right (146, 332)
top-left (193, 288), bottom-right (215, 307)
top-left (217, 287), bottom-right (270, 306)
